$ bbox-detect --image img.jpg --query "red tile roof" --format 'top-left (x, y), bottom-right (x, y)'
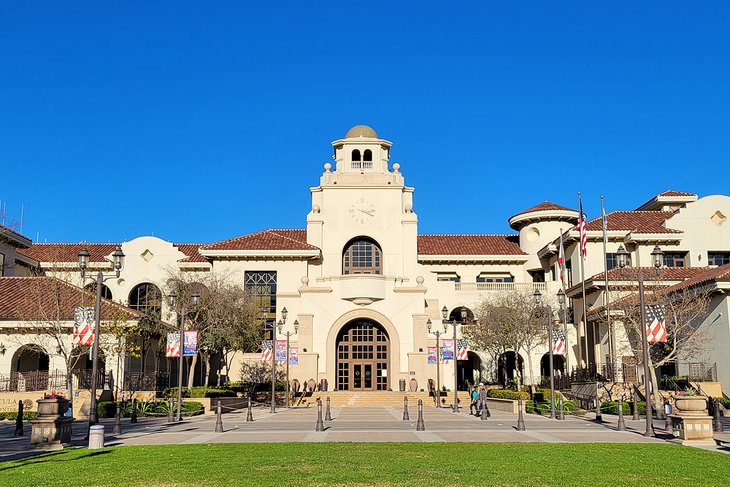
top-left (0, 277), bottom-right (140, 321)
top-left (588, 267), bottom-right (707, 282)
top-left (510, 201), bottom-right (577, 219)
top-left (174, 244), bottom-right (208, 263)
top-left (584, 211), bottom-right (680, 234)
top-left (662, 263), bottom-right (730, 293)
top-left (658, 190), bottom-right (697, 197)
top-left (202, 229), bottom-right (318, 252)
top-left (0, 224), bottom-right (32, 248)
top-left (19, 243), bottom-right (120, 263)
top-left (418, 234), bottom-right (526, 255)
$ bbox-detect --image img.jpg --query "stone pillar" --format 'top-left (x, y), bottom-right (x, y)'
top-left (30, 398), bottom-right (73, 446)
top-left (669, 396), bottom-right (714, 445)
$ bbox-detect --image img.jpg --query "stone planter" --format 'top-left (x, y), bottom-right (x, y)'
top-left (37, 398), bottom-right (69, 417)
top-left (31, 398), bottom-right (72, 446)
top-left (674, 396), bottom-right (707, 416)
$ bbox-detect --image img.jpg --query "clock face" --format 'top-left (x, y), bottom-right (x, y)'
top-left (349, 198), bottom-right (375, 224)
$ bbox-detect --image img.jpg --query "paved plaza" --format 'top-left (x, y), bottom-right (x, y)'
top-left (2, 405), bottom-right (729, 461)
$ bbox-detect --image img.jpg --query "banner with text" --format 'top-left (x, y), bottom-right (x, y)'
top-left (183, 331), bottom-right (198, 356)
top-left (441, 339), bottom-right (454, 363)
top-left (289, 347), bottom-right (299, 365)
top-left (275, 340), bottom-right (287, 364)
top-left (166, 332), bottom-right (181, 358)
top-left (427, 346), bottom-right (437, 365)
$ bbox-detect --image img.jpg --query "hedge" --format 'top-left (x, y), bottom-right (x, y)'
top-left (716, 396), bottom-right (730, 409)
top-left (97, 400), bottom-right (204, 418)
top-left (0, 411), bottom-right (39, 421)
top-left (526, 400), bottom-right (578, 415)
top-left (162, 386), bottom-right (238, 399)
top-left (487, 389), bottom-right (530, 401)
top-left (601, 400), bottom-right (646, 415)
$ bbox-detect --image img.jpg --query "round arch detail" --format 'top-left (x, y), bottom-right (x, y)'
top-left (325, 309), bottom-right (401, 391)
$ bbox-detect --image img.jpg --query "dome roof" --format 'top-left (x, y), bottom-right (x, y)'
top-left (345, 125), bottom-right (378, 139)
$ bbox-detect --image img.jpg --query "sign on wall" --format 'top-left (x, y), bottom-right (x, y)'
top-left (183, 331), bottom-right (198, 356)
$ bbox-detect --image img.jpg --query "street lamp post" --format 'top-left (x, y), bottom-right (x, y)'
top-left (616, 243), bottom-right (663, 437)
top-left (78, 245), bottom-right (125, 425)
top-left (441, 306), bottom-right (468, 413)
top-left (166, 291), bottom-right (200, 422)
top-left (427, 319), bottom-right (448, 408)
top-left (533, 289), bottom-right (556, 419)
top-left (271, 307), bottom-right (287, 413)
top-left (278, 319), bottom-right (298, 408)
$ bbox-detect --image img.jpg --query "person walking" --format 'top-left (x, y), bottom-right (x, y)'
top-left (478, 383), bottom-right (490, 417)
top-left (470, 386), bottom-right (479, 415)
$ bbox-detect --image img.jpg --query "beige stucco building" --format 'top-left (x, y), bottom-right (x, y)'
top-left (2, 125), bottom-right (729, 396)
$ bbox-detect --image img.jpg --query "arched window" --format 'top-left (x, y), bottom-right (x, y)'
top-left (128, 283), bottom-right (163, 315)
top-left (363, 149), bottom-right (373, 169)
top-left (85, 283), bottom-right (112, 300)
top-left (352, 149), bottom-right (361, 161)
top-left (343, 238), bottom-right (382, 275)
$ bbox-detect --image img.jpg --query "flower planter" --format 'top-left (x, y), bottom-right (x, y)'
top-left (674, 396), bottom-right (707, 416)
top-left (37, 398), bottom-right (69, 417)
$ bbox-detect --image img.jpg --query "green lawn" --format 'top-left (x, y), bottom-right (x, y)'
top-left (2, 443), bottom-right (729, 486)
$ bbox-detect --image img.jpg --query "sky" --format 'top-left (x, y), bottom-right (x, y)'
top-left (1, 2), bottom-right (729, 244)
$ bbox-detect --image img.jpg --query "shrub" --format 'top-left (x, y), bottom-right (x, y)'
top-left (602, 400), bottom-right (631, 415)
top-left (162, 387), bottom-right (191, 399)
top-left (188, 387), bottom-right (237, 398)
top-left (97, 401), bottom-right (120, 419)
top-left (487, 389), bottom-right (530, 401)
top-left (0, 411), bottom-right (39, 421)
top-left (716, 396), bottom-right (730, 409)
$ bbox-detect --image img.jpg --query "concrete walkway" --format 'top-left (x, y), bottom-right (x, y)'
top-left (2, 406), bottom-right (728, 460)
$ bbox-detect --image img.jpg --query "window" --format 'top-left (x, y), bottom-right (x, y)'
top-left (343, 239), bottom-right (382, 275)
top-left (0, 252), bottom-right (4, 276)
top-left (244, 271), bottom-right (277, 340)
top-left (606, 253), bottom-right (618, 270)
top-left (363, 149), bottom-right (373, 169)
top-left (436, 273), bottom-right (460, 282)
top-left (85, 283), bottom-right (112, 300)
top-left (529, 270), bottom-right (545, 283)
top-left (708, 252), bottom-right (730, 266)
top-left (351, 149), bottom-right (362, 169)
top-left (128, 283), bottom-right (162, 315)
top-left (663, 252), bottom-right (686, 268)
top-left (477, 275), bottom-right (514, 283)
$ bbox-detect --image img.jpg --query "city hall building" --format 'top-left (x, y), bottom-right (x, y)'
top-left (2, 125), bottom-right (730, 396)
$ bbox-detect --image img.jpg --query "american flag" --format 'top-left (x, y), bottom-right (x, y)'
top-left (73, 307), bottom-right (94, 346)
top-left (166, 332), bottom-right (180, 358)
top-left (646, 305), bottom-right (667, 343)
top-left (261, 340), bottom-right (273, 362)
top-left (552, 329), bottom-right (566, 356)
top-left (578, 196), bottom-right (587, 257)
top-left (456, 339), bottom-right (469, 361)
top-left (558, 232), bottom-right (567, 287)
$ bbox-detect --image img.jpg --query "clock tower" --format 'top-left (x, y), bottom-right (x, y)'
top-left (306, 125), bottom-right (419, 280)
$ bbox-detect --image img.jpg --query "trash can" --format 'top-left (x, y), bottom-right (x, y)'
top-left (89, 425), bottom-right (105, 449)
top-left (399, 378), bottom-right (406, 392)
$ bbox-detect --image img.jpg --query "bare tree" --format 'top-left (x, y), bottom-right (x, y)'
top-left (466, 290), bottom-right (546, 387)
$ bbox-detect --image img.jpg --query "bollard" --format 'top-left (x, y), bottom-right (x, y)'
top-left (664, 399), bottom-right (672, 432)
top-left (113, 402), bottom-right (122, 434)
top-left (168, 398), bottom-right (175, 423)
top-left (130, 399), bottom-right (138, 424)
top-left (325, 396), bottom-right (332, 421)
top-left (403, 396), bottom-right (410, 421)
top-left (632, 390), bottom-right (639, 421)
top-left (315, 399), bottom-right (325, 431)
top-left (617, 398), bottom-right (626, 431)
top-left (246, 395), bottom-right (254, 422)
top-left (516, 400), bottom-right (526, 431)
top-left (415, 399), bottom-right (425, 431)
top-left (88, 424), bottom-right (105, 449)
top-left (215, 399), bottom-right (224, 433)
top-left (594, 397), bottom-right (603, 423)
top-left (14, 400), bottom-right (24, 437)
top-left (713, 398), bottom-right (724, 433)
top-left (559, 397), bottom-right (565, 421)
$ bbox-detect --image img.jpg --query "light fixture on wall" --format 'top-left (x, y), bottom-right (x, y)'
top-left (0, 342), bottom-right (6, 355)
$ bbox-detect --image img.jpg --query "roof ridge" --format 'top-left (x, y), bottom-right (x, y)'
top-left (418, 233), bottom-right (517, 237)
top-left (267, 229), bottom-right (312, 247)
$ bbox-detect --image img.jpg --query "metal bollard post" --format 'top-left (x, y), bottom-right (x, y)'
top-left (594, 397), bottom-right (603, 423)
top-left (14, 400), bottom-right (24, 437)
top-left (713, 398), bottom-right (724, 433)
top-left (559, 397), bottom-right (565, 420)
top-left (516, 400), bottom-right (526, 431)
top-left (617, 398), bottom-right (626, 431)
top-left (168, 398), bottom-right (174, 423)
top-left (664, 399), bottom-right (672, 432)
top-left (325, 396), bottom-right (332, 421)
top-left (315, 399), bottom-right (325, 431)
top-left (215, 399), bottom-right (224, 433)
top-left (88, 424), bottom-right (105, 449)
top-left (632, 390), bottom-right (639, 420)
top-left (130, 399), bottom-right (138, 424)
top-left (246, 395), bottom-right (254, 422)
top-left (403, 396), bottom-right (409, 421)
top-left (416, 399), bottom-right (425, 431)
top-left (113, 402), bottom-right (122, 434)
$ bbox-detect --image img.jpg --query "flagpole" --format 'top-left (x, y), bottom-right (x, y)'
top-left (578, 192), bottom-right (589, 369)
top-left (558, 229), bottom-right (570, 373)
top-left (601, 196), bottom-right (615, 381)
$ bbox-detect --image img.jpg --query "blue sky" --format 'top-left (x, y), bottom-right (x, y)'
top-left (1, 2), bottom-right (728, 244)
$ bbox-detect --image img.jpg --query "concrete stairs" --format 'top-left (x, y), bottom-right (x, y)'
top-left (298, 390), bottom-right (440, 408)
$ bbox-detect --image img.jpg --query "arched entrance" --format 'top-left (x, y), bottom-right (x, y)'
top-left (497, 351), bottom-right (524, 386)
top-left (457, 351), bottom-right (482, 389)
top-left (540, 353), bottom-right (566, 378)
top-left (336, 319), bottom-right (389, 391)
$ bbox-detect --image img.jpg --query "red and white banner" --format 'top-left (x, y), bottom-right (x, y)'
top-left (646, 305), bottom-right (667, 343)
top-left (261, 340), bottom-right (273, 362)
top-left (552, 330), bottom-right (566, 356)
top-left (456, 339), bottom-right (469, 361)
top-left (73, 307), bottom-right (94, 346)
top-left (166, 332), bottom-right (181, 358)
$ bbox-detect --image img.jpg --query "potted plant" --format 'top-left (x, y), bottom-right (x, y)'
top-left (37, 392), bottom-right (69, 417)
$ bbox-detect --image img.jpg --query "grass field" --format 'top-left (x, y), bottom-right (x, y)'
top-left (2, 443), bottom-right (729, 486)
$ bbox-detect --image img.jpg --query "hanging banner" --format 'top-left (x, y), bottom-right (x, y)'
top-left (441, 339), bottom-right (454, 363)
top-left (166, 332), bottom-right (180, 358)
top-left (427, 346), bottom-right (437, 365)
top-left (275, 339), bottom-right (287, 364)
top-left (289, 347), bottom-right (299, 365)
top-left (183, 331), bottom-right (198, 356)
top-left (73, 307), bottom-right (94, 346)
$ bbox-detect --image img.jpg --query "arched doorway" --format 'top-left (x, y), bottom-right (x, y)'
top-left (540, 353), bottom-right (566, 378)
top-left (13, 345), bottom-right (50, 373)
top-left (336, 319), bottom-right (389, 391)
top-left (457, 351), bottom-right (482, 390)
top-left (497, 351), bottom-right (524, 386)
